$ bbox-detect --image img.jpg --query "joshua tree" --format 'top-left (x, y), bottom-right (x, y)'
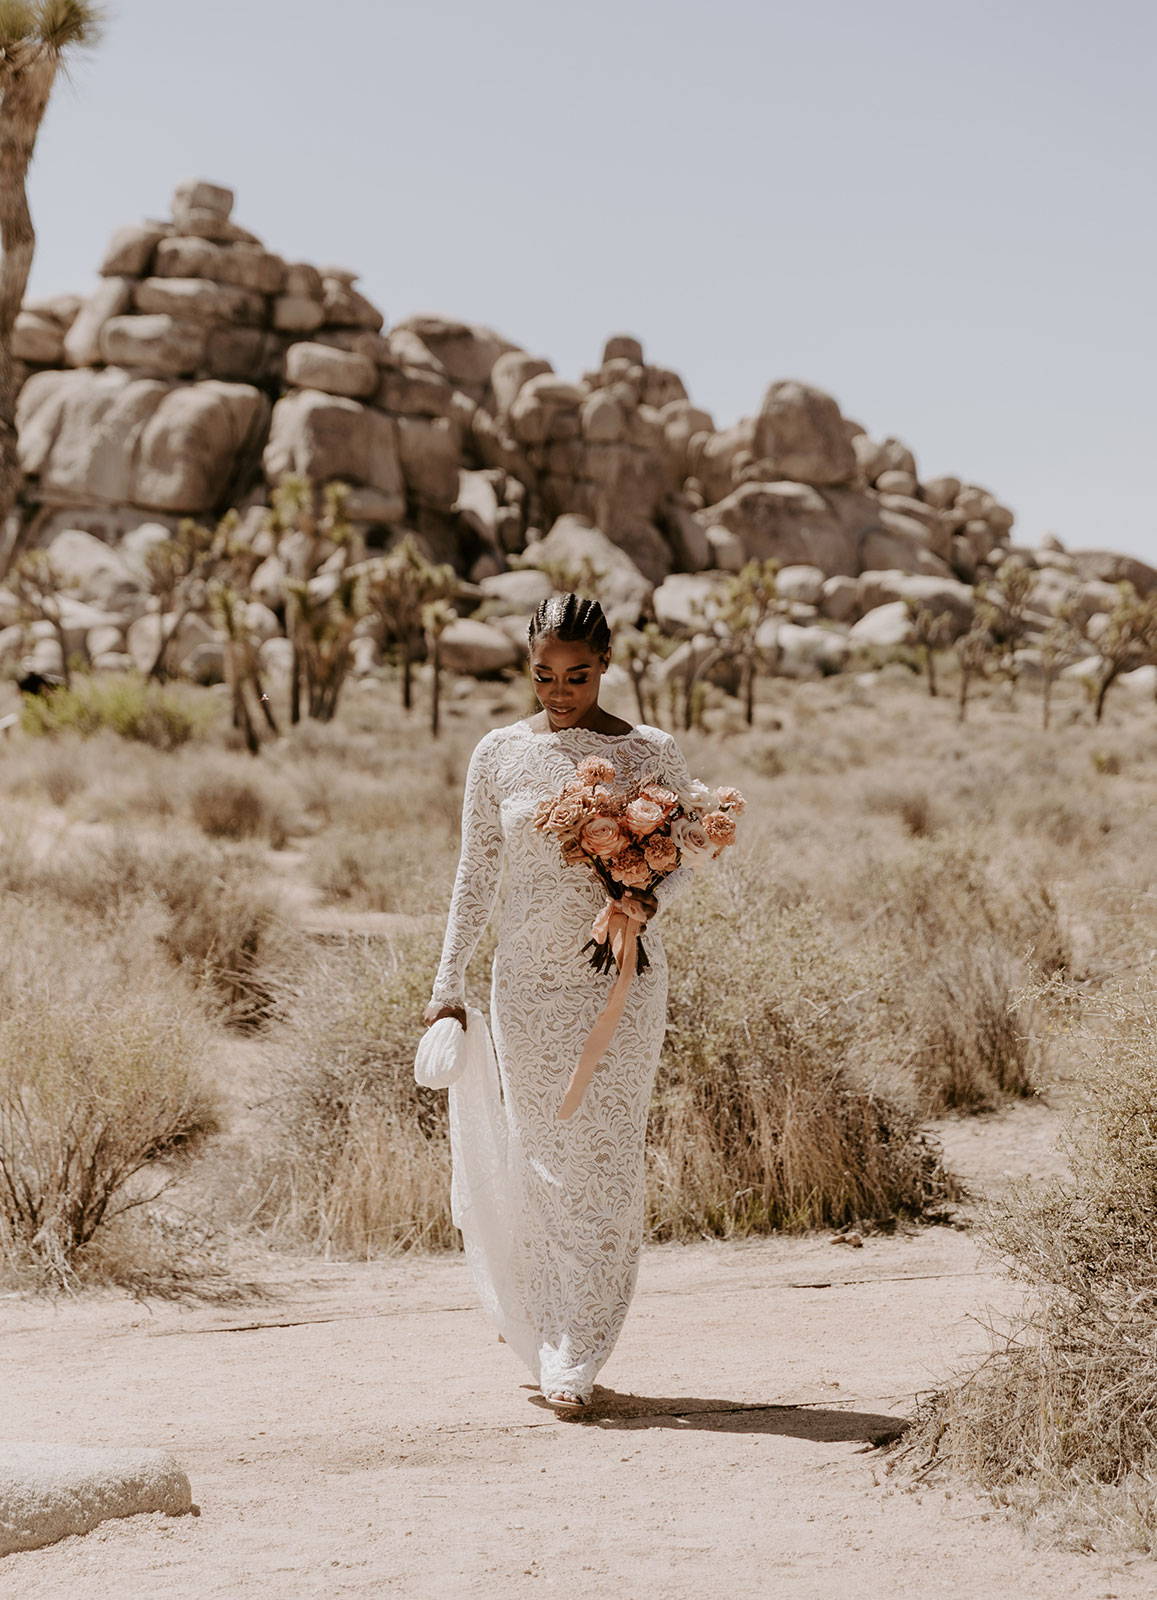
top-left (8, 546), bottom-right (72, 683)
top-left (265, 477), bottom-right (356, 724)
top-left (211, 581), bottom-right (278, 754)
top-left (616, 621), bottom-right (666, 727)
top-left (365, 533), bottom-right (456, 712)
top-left (0, 3), bottom-right (104, 545)
top-left (143, 511), bottom-right (240, 680)
top-left (717, 558), bottom-right (782, 726)
top-left (903, 599), bottom-right (954, 698)
top-left (422, 596), bottom-right (455, 738)
top-left (953, 613), bottom-right (994, 724)
top-left (1037, 606), bottom-right (1078, 731)
top-left (976, 561), bottom-right (1034, 703)
top-left (1082, 582), bottom-right (1157, 724)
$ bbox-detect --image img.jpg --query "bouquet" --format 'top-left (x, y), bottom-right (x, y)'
top-left (534, 754), bottom-right (745, 1119)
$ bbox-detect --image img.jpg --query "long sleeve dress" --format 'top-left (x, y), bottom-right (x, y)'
top-left (428, 719), bottom-right (695, 1403)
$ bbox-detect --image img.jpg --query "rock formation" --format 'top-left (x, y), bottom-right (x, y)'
top-left (5, 178), bottom-right (1154, 683)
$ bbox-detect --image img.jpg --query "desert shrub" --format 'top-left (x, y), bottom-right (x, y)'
top-left (19, 671), bottom-right (213, 749)
top-left (0, 832), bottom-right (303, 1028)
top-left (905, 944), bottom-right (1042, 1112)
top-left (251, 933), bottom-right (455, 1256)
top-left (647, 866), bottom-right (961, 1238)
top-left (892, 979), bottom-right (1157, 1550)
top-left (0, 896), bottom-right (222, 1289)
top-left (190, 768), bottom-right (294, 846)
top-left (309, 825), bottom-right (454, 914)
top-left (862, 782), bottom-right (941, 838)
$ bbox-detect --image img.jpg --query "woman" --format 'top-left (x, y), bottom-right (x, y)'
top-left (423, 592), bottom-right (695, 1412)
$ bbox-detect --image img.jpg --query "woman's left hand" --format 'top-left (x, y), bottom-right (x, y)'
top-left (620, 889), bottom-right (658, 924)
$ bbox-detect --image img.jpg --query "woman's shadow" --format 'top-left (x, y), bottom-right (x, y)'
top-left (527, 1387), bottom-right (908, 1445)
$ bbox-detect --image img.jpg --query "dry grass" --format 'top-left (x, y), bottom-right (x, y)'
top-left (891, 976), bottom-right (1157, 1551)
top-left (248, 934), bottom-right (456, 1257)
top-left (0, 895), bottom-right (224, 1292)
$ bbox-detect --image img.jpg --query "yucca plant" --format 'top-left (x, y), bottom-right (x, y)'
top-left (364, 532), bottom-right (456, 712)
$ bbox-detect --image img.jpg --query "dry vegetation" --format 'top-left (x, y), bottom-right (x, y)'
top-left (0, 650), bottom-right (1154, 1543)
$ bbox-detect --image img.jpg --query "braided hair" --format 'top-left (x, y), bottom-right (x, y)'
top-left (527, 592), bottom-right (611, 657)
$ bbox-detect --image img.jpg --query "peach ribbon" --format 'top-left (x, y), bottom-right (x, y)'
top-left (557, 897), bottom-right (644, 1120)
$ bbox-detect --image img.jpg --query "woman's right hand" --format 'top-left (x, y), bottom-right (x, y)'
top-left (423, 1001), bottom-right (466, 1030)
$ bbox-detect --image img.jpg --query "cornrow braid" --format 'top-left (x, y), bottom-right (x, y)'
top-left (527, 591), bottom-right (611, 656)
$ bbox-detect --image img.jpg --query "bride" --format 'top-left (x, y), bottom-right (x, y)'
top-left (423, 591), bottom-right (695, 1412)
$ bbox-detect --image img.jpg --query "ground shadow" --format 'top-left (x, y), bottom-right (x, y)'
top-left (527, 1387), bottom-right (909, 1444)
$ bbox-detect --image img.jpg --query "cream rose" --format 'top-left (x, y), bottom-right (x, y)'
top-left (671, 815), bottom-right (714, 867)
top-left (624, 796), bottom-right (666, 837)
top-left (714, 785), bottom-right (747, 815)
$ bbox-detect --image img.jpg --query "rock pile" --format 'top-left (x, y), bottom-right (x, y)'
top-left (5, 178), bottom-right (1154, 684)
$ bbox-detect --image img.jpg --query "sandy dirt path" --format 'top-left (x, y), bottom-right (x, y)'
top-left (3, 1206), bottom-right (1155, 1600)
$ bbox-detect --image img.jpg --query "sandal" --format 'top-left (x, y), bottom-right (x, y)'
top-left (541, 1389), bottom-right (588, 1412)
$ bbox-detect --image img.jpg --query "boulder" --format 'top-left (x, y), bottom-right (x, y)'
top-left (874, 469), bottom-right (918, 497)
top-left (1070, 578), bottom-right (1126, 627)
top-left (856, 570), bottom-right (974, 638)
top-left (273, 295), bottom-right (325, 333)
top-left (285, 341), bottom-right (377, 399)
top-left (18, 369), bottom-right (268, 516)
top-left (662, 502), bottom-right (712, 572)
top-left (751, 380), bottom-right (857, 486)
top-left (705, 523), bottom-right (746, 573)
top-left (396, 417), bottom-right (461, 510)
top-left (523, 515), bottom-right (651, 628)
top-left (478, 569), bottom-right (553, 615)
top-left (922, 475), bottom-right (962, 509)
top-left (173, 179), bottom-right (234, 219)
top-left (263, 390), bottom-right (405, 516)
top-left (119, 522), bottom-right (175, 579)
top-left (698, 481), bottom-right (858, 576)
top-left (258, 635), bottom-right (294, 675)
top-left (133, 382), bottom-right (270, 514)
top-left (1027, 567), bottom-right (1080, 617)
top-left (860, 515), bottom-right (954, 578)
top-left (202, 325), bottom-right (280, 384)
top-left (100, 314), bottom-right (206, 376)
top-left (153, 236), bottom-right (286, 294)
top-left (774, 564), bottom-right (826, 605)
top-left (1067, 549), bottom-right (1157, 598)
top-left (652, 573), bottom-right (726, 631)
top-left (63, 277), bottom-right (134, 367)
top-left (87, 623), bottom-right (125, 657)
top-left (761, 619), bottom-right (850, 677)
top-left (602, 334), bottom-right (644, 366)
top-left (320, 279), bottom-right (384, 332)
top-left (491, 351), bottom-right (553, 415)
top-left (44, 529), bottom-right (144, 612)
top-left (126, 610), bottom-right (216, 674)
top-left (437, 617), bottom-right (520, 675)
top-left (1121, 663), bottom-right (1157, 692)
top-left (376, 365), bottom-right (455, 418)
top-left (13, 312), bottom-right (64, 365)
top-left (847, 600), bottom-right (915, 648)
top-left (181, 640), bottom-right (226, 684)
top-left (134, 277), bottom-right (267, 326)
top-left (819, 574), bottom-right (860, 622)
top-left (508, 375), bottom-right (585, 446)
top-left (392, 317), bottom-right (516, 403)
top-left (99, 223), bottom-right (168, 278)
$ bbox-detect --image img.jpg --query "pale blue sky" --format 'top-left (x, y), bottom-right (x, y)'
top-left (27, 0), bottom-right (1157, 564)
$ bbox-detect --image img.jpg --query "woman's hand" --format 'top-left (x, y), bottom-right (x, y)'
top-left (423, 1001), bottom-right (466, 1030)
top-left (620, 889), bottom-right (658, 924)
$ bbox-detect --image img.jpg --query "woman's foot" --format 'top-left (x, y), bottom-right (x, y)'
top-left (541, 1388), bottom-right (588, 1412)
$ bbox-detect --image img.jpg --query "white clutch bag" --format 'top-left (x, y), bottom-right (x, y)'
top-left (414, 1005), bottom-right (491, 1089)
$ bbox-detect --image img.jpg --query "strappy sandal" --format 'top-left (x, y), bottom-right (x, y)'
top-left (541, 1389), bottom-right (588, 1412)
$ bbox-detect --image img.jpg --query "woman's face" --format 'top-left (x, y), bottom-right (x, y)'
top-left (530, 634), bottom-right (608, 728)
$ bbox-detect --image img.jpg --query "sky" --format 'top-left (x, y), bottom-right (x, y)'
top-left (24, 0), bottom-right (1157, 566)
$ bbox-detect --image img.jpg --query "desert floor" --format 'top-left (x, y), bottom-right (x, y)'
top-left (3, 1094), bottom-right (1155, 1600)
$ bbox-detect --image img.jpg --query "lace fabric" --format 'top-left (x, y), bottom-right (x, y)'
top-left (430, 720), bottom-right (695, 1400)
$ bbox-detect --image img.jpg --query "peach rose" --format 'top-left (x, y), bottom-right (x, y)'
top-left (581, 815), bottom-right (628, 858)
top-left (670, 815), bottom-right (714, 867)
top-left (643, 834), bottom-right (679, 874)
top-left (576, 756), bottom-right (616, 787)
top-left (701, 810), bottom-right (737, 849)
top-left (639, 782), bottom-right (679, 815)
top-left (714, 786), bottom-right (747, 815)
top-left (546, 794), bottom-right (588, 833)
top-left (609, 846), bottom-right (653, 889)
top-left (624, 796), bottom-right (666, 837)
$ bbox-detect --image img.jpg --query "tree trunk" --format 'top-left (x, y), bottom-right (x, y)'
top-left (957, 668), bottom-right (970, 724)
top-left (744, 653), bottom-right (755, 725)
top-left (0, 50), bottom-right (58, 538)
top-left (1041, 674), bottom-right (1053, 731)
top-left (924, 647), bottom-right (938, 698)
top-left (1094, 665), bottom-right (1116, 723)
top-left (430, 634), bottom-right (441, 738)
top-left (401, 640), bottom-right (413, 711)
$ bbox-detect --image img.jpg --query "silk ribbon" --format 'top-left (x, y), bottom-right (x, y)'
top-left (557, 897), bottom-right (645, 1120)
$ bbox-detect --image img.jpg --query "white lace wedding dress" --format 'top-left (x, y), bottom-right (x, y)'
top-left (429, 720), bottom-right (694, 1402)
